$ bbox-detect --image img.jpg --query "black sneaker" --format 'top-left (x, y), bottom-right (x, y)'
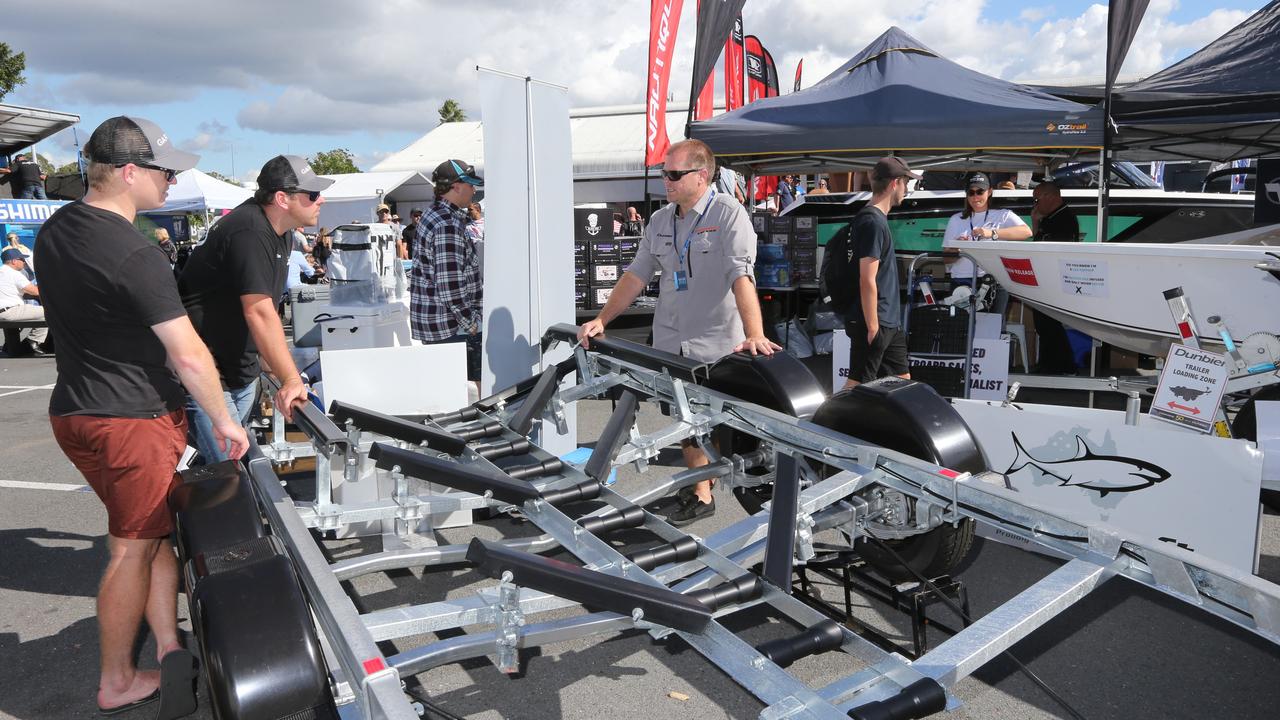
top-left (25, 339), bottom-right (50, 357)
top-left (667, 496), bottom-right (715, 527)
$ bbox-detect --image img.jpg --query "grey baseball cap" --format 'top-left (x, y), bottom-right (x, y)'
top-left (84, 116), bottom-right (200, 173)
top-left (257, 154), bottom-right (335, 194)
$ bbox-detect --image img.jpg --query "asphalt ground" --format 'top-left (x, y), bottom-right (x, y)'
top-left (2, 352), bottom-right (1279, 720)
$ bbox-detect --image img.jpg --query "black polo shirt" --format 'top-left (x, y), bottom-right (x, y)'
top-left (1035, 204), bottom-right (1080, 242)
top-left (35, 202), bottom-right (188, 417)
top-left (14, 158), bottom-right (42, 185)
top-left (179, 200), bottom-right (289, 389)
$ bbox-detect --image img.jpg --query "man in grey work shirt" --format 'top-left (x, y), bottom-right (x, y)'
top-left (578, 138), bottom-right (780, 525)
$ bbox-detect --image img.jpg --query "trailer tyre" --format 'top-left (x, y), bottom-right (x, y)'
top-left (810, 378), bottom-right (986, 583)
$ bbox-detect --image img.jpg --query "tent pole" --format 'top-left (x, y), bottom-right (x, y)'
top-left (1095, 148), bottom-right (1105, 243)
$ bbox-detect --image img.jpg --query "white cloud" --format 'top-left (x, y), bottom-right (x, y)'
top-left (2, 0), bottom-right (1267, 139)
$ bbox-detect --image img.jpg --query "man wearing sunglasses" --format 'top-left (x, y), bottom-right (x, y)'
top-left (578, 139), bottom-right (779, 525)
top-left (34, 115), bottom-right (250, 717)
top-left (178, 155), bottom-right (332, 464)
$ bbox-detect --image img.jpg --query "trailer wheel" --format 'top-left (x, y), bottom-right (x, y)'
top-left (1230, 385), bottom-right (1280, 512)
top-left (810, 378), bottom-right (986, 583)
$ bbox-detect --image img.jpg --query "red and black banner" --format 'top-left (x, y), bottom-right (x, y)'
top-left (646, 0), bottom-right (685, 166)
top-left (693, 2), bottom-right (715, 120)
top-left (763, 45), bottom-right (780, 98)
top-left (724, 15), bottom-right (744, 111)
top-left (793, 58), bottom-right (803, 93)
top-left (745, 35), bottom-right (767, 103)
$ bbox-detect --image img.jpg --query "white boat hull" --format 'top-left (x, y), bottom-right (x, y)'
top-left (956, 241), bottom-right (1280, 356)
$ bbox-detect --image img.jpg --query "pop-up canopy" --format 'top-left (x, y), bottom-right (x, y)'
top-left (153, 169), bottom-right (252, 214)
top-left (690, 27), bottom-right (1103, 174)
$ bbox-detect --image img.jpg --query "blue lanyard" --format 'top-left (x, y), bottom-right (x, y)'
top-left (968, 209), bottom-right (990, 238)
top-left (672, 189), bottom-right (715, 271)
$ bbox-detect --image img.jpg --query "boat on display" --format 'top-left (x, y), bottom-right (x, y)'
top-left (958, 239), bottom-right (1280, 358)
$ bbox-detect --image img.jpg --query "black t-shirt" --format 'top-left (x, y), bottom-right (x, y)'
top-left (35, 202), bottom-right (188, 417)
top-left (1035, 204), bottom-right (1080, 242)
top-left (848, 205), bottom-right (901, 327)
top-left (402, 222), bottom-right (418, 245)
top-left (15, 159), bottom-right (42, 185)
top-left (179, 200), bottom-right (289, 389)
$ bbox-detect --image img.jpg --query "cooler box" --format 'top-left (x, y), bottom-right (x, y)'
top-left (316, 303), bottom-right (411, 351)
top-left (290, 285), bottom-right (332, 347)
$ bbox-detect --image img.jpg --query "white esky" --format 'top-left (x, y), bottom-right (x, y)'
top-left (4, 0), bottom-right (1263, 180)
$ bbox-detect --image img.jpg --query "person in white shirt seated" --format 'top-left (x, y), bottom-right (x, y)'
top-left (942, 172), bottom-right (1031, 316)
top-left (0, 247), bottom-right (49, 354)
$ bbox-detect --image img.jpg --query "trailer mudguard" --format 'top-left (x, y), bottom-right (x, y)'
top-left (189, 535), bottom-right (331, 720)
top-left (168, 460), bottom-right (264, 568)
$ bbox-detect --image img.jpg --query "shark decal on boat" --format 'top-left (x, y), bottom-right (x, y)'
top-left (1005, 433), bottom-right (1171, 497)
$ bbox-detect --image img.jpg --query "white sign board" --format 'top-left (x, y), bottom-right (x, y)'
top-left (1058, 258), bottom-right (1109, 298)
top-left (953, 399), bottom-right (1261, 573)
top-left (1148, 343), bottom-right (1230, 433)
top-left (968, 337), bottom-right (1009, 400)
top-left (832, 328), bottom-right (850, 393)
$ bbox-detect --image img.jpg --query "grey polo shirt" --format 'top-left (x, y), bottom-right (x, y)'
top-left (625, 188), bottom-right (756, 363)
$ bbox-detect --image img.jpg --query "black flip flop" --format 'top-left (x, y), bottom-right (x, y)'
top-left (98, 688), bottom-right (160, 716)
top-left (155, 649), bottom-right (199, 720)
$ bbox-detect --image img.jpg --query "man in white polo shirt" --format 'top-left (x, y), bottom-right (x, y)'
top-left (0, 247), bottom-right (48, 354)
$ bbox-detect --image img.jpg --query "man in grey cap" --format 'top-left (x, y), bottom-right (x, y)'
top-left (34, 115), bottom-right (249, 716)
top-left (836, 156), bottom-right (919, 390)
top-left (179, 155), bottom-right (331, 463)
top-left (411, 158), bottom-right (485, 383)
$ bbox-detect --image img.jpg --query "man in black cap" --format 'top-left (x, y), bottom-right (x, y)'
top-left (179, 154), bottom-right (331, 463)
top-left (0, 246), bottom-right (47, 354)
top-left (837, 156), bottom-right (919, 390)
top-left (34, 115), bottom-right (249, 716)
top-left (411, 159), bottom-right (484, 382)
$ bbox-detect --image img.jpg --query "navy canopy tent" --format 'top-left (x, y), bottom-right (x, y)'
top-left (1109, 0), bottom-right (1280, 162)
top-left (689, 27), bottom-right (1103, 174)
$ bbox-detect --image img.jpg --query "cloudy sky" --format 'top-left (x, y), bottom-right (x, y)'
top-left (5, 0), bottom-right (1263, 181)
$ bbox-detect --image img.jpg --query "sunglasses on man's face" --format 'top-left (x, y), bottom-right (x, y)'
top-left (662, 168), bottom-right (701, 182)
top-left (290, 190), bottom-right (321, 202)
top-left (120, 162), bottom-right (176, 182)
top-left (967, 187), bottom-right (988, 196)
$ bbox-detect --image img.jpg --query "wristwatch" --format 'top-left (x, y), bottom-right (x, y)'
top-left (991, 228), bottom-right (999, 240)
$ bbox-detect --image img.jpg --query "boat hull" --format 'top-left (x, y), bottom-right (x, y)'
top-left (957, 241), bottom-right (1280, 356)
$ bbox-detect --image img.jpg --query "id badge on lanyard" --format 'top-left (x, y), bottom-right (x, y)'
top-left (673, 190), bottom-right (713, 292)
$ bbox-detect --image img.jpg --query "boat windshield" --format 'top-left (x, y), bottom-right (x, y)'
top-left (1050, 161), bottom-right (1161, 190)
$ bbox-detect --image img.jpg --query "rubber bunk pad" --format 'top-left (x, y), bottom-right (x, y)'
top-left (466, 538), bottom-right (713, 633)
top-left (329, 400), bottom-right (466, 455)
top-left (369, 442), bottom-right (540, 504)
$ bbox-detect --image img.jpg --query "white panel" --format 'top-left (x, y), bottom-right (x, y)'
top-left (320, 344), bottom-right (466, 415)
top-left (479, 69), bottom-right (577, 455)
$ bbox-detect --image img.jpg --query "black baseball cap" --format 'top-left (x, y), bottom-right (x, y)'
top-left (966, 172), bottom-right (991, 190)
top-left (257, 155), bottom-right (335, 194)
top-left (871, 156), bottom-right (921, 181)
top-left (432, 159), bottom-right (483, 187)
top-left (84, 116), bottom-right (200, 173)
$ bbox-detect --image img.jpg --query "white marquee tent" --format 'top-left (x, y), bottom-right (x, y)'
top-left (314, 170), bottom-right (434, 230)
top-left (372, 104), bottom-right (703, 204)
top-left (153, 169), bottom-right (253, 214)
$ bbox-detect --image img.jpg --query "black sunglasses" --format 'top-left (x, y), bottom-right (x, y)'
top-left (967, 187), bottom-right (989, 196)
top-left (287, 189), bottom-right (321, 202)
top-left (662, 168), bottom-right (701, 182)
top-left (120, 162), bottom-right (176, 182)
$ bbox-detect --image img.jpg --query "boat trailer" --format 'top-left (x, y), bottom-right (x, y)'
top-left (168, 323), bottom-right (1280, 719)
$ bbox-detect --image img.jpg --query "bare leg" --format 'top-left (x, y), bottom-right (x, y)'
top-left (97, 536), bottom-right (162, 710)
top-left (841, 379), bottom-right (861, 391)
top-left (682, 443), bottom-right (712, 503)
top-left (145, 539), bottom-right (182, 662)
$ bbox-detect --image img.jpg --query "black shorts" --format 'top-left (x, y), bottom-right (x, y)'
top-left (846, 321), bottom-right (909, 383)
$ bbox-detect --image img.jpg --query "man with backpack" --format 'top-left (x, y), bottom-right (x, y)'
top-left (822, 157), bottom-right (919, 390)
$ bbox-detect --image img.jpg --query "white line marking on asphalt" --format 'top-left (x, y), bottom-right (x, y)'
top-left (0, 383), bottom-right (55, 398)
top-left (0, 479), bottom-right (92, 493)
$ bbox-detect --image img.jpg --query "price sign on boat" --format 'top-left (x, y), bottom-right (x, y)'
top-left (1149, 343), bottom-right (1230, 433)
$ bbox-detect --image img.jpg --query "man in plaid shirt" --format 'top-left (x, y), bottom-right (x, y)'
top-left (411, 158), bottom-right (484, 380)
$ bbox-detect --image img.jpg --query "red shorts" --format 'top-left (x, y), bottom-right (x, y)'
top-left (50, 410), bottom-right (187, 540)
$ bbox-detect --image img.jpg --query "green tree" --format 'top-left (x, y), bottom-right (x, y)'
top-left (438, 99), bottom-right (466, 124)
top-left (308, 148), bottom-right (359, 175)
top-left (0, 43), bottom-right (26, 101)
top-left (207, 170), bottom-right (242, 186)
top-left (54, 161), bottom-right (81, 175)
top-left (36, 153), bottom-right (54, 175)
